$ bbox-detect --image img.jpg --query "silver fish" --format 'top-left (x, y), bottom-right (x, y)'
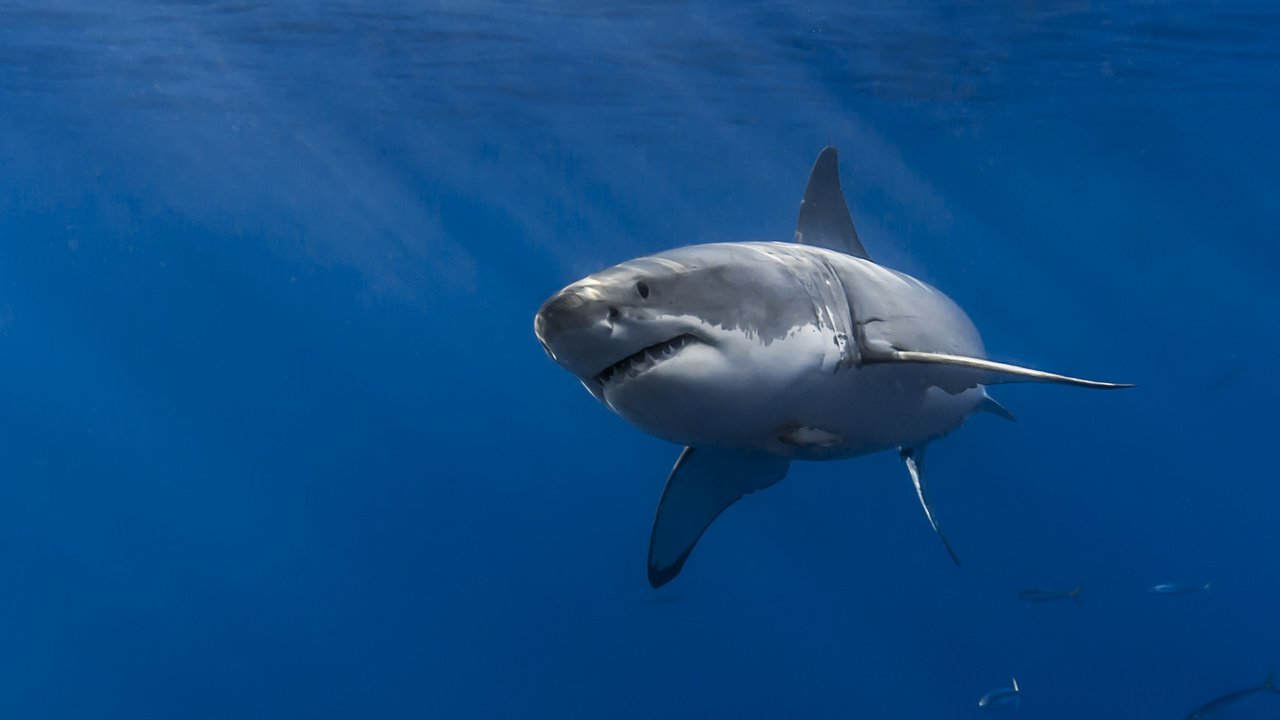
top-left (1185, 670), bottom-right (1279, 719)
top-left (1017, 585), bottom-right (1082, 604)
top-left (979, 677), bottom-right (1020, 710)
top-left (1152, 581), bottom-right (1211, 595)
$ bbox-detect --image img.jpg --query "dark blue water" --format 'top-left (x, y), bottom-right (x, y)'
top-left (2, 2), bottom-right (1278, 718)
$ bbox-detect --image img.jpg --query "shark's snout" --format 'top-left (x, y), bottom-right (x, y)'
top-left (534, 286), bottom-right (619, 376)
top-left (536, 289), bottom-right (605, 346)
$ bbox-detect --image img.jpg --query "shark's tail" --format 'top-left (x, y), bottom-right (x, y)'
top-left (1203, 581), bottom-right (1212, 592)
top-left (1070, 585), bottom-right (1083, 605)
top-left (1011, 677), bottom-right (1020, 694)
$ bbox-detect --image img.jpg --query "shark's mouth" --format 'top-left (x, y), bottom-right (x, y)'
top-left (596, 334), bottom-right (699, 387)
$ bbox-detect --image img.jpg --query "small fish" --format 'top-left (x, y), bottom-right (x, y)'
top-left (1017, 585), bottom-right (1082, 604)
top-left (978, 677), bottom-right (1020, 710)
top-left (1152, 581), bottom-right (1211, 595)
top-left (1185, 670), bottom-right (1280, 719)
top-left (1204, 366), bottom-right (1244, 394)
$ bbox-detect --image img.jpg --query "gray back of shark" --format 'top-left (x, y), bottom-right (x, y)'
top-left (534, 147), bottom-right (1131, 588)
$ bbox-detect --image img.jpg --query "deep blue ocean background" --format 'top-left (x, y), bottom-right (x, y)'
top-left (2, 2), bottom-right (1279, 718)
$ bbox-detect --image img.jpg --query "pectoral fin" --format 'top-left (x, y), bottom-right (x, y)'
top-left (900, 446), bottom-right (961, 566)
top-left (868, 350), bottom-right (1134, 392)
top-left (648, 447), bottom-right (790, 588)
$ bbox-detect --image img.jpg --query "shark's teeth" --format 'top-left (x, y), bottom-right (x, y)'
top-left (597, 334), bottom-right (697, 387)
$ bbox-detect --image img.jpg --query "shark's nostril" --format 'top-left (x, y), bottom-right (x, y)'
top-left (607, 306), bottom-right (619, 323)
top-left (559, 292), bottom-right (588, 311)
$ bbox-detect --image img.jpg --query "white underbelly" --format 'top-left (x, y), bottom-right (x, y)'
top-left (764, 363), bottom-right (984, 460)
top-left (606, 323), bottom-right (984, 459)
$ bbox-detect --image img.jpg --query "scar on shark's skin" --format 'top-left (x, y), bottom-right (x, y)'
top-left (534, 146), bottom-right (1132, 588)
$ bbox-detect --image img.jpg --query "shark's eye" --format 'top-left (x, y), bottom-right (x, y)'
top-left (636, 281), bottom-right (650, 299)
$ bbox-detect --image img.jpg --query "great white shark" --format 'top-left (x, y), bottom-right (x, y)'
top-left (533, 147), bottom-right (1131, 588)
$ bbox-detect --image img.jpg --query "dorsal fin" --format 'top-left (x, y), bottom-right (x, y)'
top-left (794, 146), bottom-right (871, 260)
